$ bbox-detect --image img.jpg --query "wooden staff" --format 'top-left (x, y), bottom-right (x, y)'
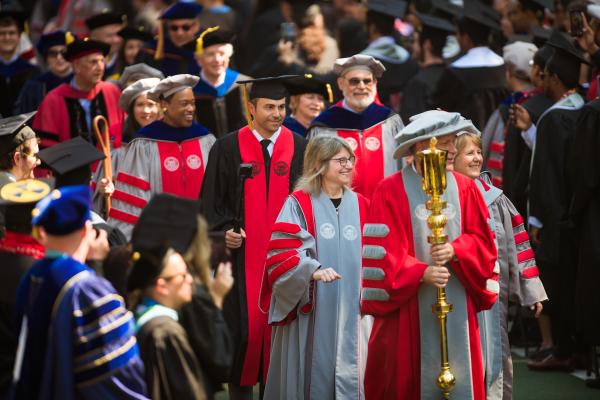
top-left (93, 115), bottom-right (112, 215)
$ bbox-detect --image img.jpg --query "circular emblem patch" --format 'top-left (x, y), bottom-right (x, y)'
top-left (342, 225), bottom-right (358, 241)
top-left (250, 161), bottom-right (261, 176)
top-left (186, 154), bottom-right (202, 170)
top-left (0, 179), bottom-right (51, 203)
top-left (319, 223), bottom-right (336, 239)
top-left (163, 156), bottom-right (180, 172)
top-left (365, 137), bottom-right (381, 151)
top-left (344, 137), bottom-right (358, 151)
top-left (273, 161), bottom-right (289, 176)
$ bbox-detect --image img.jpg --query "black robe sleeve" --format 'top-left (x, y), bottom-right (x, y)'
top-left (179, 284), bottom-right (233, 398)
top-left (400, 77), bottom-right (428, 122)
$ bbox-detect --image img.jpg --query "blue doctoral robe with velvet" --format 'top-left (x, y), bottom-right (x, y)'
top-left (283, 116), bottom-right (308, 137)
top-left (0, 57), bottom-right (40, 117)
top-left (14, 71), bottom-right (73, 114)
top-left (138, 120), bottom-right (210, 142)
top-left (137, 37), bottom-right (200, 77)
top-left (310, 102), bottom-right (393, 131)
top-left (12, 254), bottom-right (148, 400)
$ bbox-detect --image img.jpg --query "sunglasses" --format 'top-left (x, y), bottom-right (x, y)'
top-left (47, 49), bottom-right (67, 58)
top-left (346, 78), bottom-right (374, 86)
top-left (169, 24), bottom-right (193, 32)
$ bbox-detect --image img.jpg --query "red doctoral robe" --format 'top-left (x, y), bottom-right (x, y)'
top-left (32, 81), bottom-right (123, 149)
top-left (361, 170), bottom-right (498, 400)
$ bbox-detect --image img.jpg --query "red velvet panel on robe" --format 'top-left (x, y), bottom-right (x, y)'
top-left (156, 140), bottom-right (205, 199)
top-left (32, 81), bottom-right (123, 148)
top-left (361, 171), bottom-right (497, 400)
top-left (238, 126), bottom-right (294, 386)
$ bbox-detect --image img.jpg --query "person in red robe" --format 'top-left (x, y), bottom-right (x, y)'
top-left (200, 75), bottom-right (306, 399)
top-left (32, 38), bottom-right (124, 150)
top-left (361, 110), bottom-right (498, 400)
top-left (307, 54), bottom-right (404, 199)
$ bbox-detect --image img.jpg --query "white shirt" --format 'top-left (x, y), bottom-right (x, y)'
top-left (200, 70), bottom-right (226, 88)
top-left (451, 46), bottom-right (504, 68)
top-left (252, 127), bottom-right (281, 156)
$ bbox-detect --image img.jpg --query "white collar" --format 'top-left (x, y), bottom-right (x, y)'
top-left (200, 70), bottom-right (226, 88)
top-left (252, 126), bottom-right (282, 144)
top-left (451, 46), bottom-right (504, 68)
top-left (342, 99), bottom-right (372, 114)
top-left (0, 52), bottom-right (19, 65)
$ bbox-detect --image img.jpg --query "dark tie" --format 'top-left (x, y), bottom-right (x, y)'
top-left (261, 139), bottom-right (272, 193)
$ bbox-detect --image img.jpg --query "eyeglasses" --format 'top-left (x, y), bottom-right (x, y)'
top-left (169, 24), bottom-right (193, 32)
top-left (329, 156), bottom-right (356, 167)
top-left (346, 77), bottom-right (373, 86)
top-left (47, 49), bottom-right (67, 58)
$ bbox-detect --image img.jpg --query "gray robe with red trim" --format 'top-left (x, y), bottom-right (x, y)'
top-left (93, 135), bottom-right (215, 239)
top-left (263, 189), bottom-right (371, 400)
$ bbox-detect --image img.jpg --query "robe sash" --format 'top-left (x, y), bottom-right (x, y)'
top-left (238, 126), bottom-right (294, 385)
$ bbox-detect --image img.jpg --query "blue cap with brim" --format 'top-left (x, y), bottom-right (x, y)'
top-left (36, 30), bottom-right (67, 57)
top-left (394, 110), bottom-right (480, 159)
top-left (160, 2), bottom-right (203, 20)
top-left (31, 185), bottom-right (91, 235)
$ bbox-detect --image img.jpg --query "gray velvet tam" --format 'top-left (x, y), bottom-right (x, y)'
top-left (333, 54), bottom-right (386, 78)
top-left (394, 110), bottom-right (480, 159)
top-left (119, 77), bottom-right (161, 110)
top-left (147, 74), bottom-right (200, 101)
top-left (118, 63), bottom-right (165, 88)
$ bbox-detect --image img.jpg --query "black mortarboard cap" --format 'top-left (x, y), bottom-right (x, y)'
top-left (131, 193), bottom-right (198, 254)
top-left (160, 1), bottom-right (203, 20)
top-left (85, 10), bottom-right (125, 31)
top-left (284, 75), bottom-right (333, 102)
top-left (0, 6), bottom-right (27, 32)
top-left (118, 25), bottom-right (153, 42)
top-left (431, 0), bottom-right (462, 19)
top-left (367, 0), bottom-right (408, 18)
top-left (65, 38), bottom-right (110, 61)
top-left (200, 28), bottom-right (234, 50)
top-left (531, 26), bottom-right (552, 47)
top-left (0, 112), bottom-right (37, 156)
top-left (532, 44), bottom-right (554, 68)
top-left (545, 29), bottom-right (588, 86)
top-left (520, 0), bottom-right (554, 13)
top-left (238, 75), bottom-right (299, 100)
top-left (37, 137), bottom-right (104, 187)
top-left (417, 12), bottom-right (456, 33)
top-left (461, 0), bottom-right (501, 30)
top-left (126, 245), bottom-right (169, 291)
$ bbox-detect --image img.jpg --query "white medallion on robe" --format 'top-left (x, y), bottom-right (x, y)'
top-left (365, 137), bottom-right (381, 151)
top-left (164, 156), bottom-right (180, 172)
top-left (186, 154), bottom-right (202, 170)
top-left (344, 137), bottom-right (358, 151)
top-left (342, 225), bottom-right (358, 241)
top-left (415, 203), bottom-right (457, 221)
top-left (319, 223), bottom-right (336, 239)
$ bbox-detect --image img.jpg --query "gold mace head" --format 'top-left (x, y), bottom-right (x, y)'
top-left (437, 368), bottom-right (456, 398)
top-left (417, 137), bottom-right (448, 197)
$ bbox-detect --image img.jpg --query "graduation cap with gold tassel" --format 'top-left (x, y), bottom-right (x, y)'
top-left (283, 74), bottom-right (334, 103)
top-left (237, 75), bottom-right (300, 130)
top-left (196, 26), bottom-right (220, 57)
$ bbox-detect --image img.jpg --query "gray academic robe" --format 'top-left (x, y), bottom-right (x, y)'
top-left (263, 189), bottom-right (371, 400)
top-left (475, 177), bottom-right (548, 400)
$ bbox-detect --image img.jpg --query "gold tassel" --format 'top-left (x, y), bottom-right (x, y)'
top-left (242, 84), bottom-right (254, 130)
top-left (65, 31), bottom-right (75, 45)
top-left (24, 21), bottom-right (29, 36)
top-left (326, 83), bottom-right (333, 103)
top-left (155, 22), bottom-right (164, 60)
top-left (196, 26), bottom-right (220, 57)
top-left (304, 73), bottom-right (313, 78)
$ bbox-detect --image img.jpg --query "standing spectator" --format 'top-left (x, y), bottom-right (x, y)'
top-left (32, 39), bottom-right (124, 150)
top-left (137, 1), bottom-right (203, 77)
top-left (0, 112), bottom-right (40, 188)
top-left (361, 0), bottom-right (418, 111)
top-left (14, 30), bottom-right (73, 115)
top-left (262, 135), bottom-right (370, 399)
top-left (200, 76), bottom-right (306, 399)
top-left (12, 185), bottom-right (148, 399)
top-left (308, 54), bottom-right (403, 198)
top-left (193, 27), bottom-right (251, 138)
top-left (85, 10), bottom-right (126, 80)
top-left (0, 9), bottom-right (40, 117)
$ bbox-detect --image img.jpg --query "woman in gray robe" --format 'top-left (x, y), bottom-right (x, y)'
top-left (454, 132), bottom-right (548, 400)
top-left (261, 135), bottom-right (371, 400)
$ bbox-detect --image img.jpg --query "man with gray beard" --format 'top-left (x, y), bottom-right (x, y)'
top-left (307, 54), bottom-right (404, 198)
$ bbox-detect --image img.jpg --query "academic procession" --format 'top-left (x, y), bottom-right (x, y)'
top-left (0, 0), bottom-right (599, 399)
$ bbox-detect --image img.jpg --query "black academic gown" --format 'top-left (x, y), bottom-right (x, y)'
top-left (569, 99), bottom-right (600, 346)
top-left (0, 58), bottom-right (40, 117)
top-left (199, 128), bottom-right (306, 386)
top-left (502, 91), bottom-right (553, 217)
top-left (13, 71), bottom-right (73, 115)
top-left (529, 96), bottom-right (584, 328)
top-left (434, 64), bottom-right (509, 131)
top-left (376, 58), bottom-right (419, 112)
top-left (400, 63), bottom-right (445, 122)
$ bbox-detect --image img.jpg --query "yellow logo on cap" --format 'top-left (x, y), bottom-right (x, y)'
top-left (0, 179), bottom-right (51, 203)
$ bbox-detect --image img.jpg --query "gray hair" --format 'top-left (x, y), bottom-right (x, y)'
top-left (295, 135), bottom-right (355, 195)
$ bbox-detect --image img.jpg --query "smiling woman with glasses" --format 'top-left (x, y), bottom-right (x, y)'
top-left (262, 135), bottom-right (371, 399)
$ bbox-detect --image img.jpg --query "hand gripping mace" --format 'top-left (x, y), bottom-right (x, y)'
top-left (417, 137), bottom-right (456, 399)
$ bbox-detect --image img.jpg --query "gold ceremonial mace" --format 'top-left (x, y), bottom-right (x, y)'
top-left (417, 137), bottom-right (456, 399)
